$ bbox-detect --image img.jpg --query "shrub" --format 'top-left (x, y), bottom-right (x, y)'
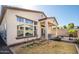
top-left (76, 38), bottom-right (79, 44)
top-left (68, 29), bottom-right (77, 37)
top-left (26, 44), bottom-right (34, 48)
top-left (68, 23), bottom-right (74, 29)
top-left (63, 25), bottom-right (67, 29)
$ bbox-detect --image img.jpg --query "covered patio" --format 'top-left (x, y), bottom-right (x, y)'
top-left (39, 17), bottom-right (58, 39)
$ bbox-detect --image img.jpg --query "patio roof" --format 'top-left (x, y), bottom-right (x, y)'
top-left (39, 17), bottom-right (58, 25)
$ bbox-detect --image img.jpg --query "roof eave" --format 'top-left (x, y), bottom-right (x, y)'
top-left (0, 5), bottom-right (47, 24)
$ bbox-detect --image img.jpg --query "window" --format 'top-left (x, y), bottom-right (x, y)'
top-left (20, 26), bottom-right (24, 30)
top-left (25, 19), bottom-right (33, 37)
top-left (17, 16), bottom-right (35, 38)
top-left (34, 21), bottom-right (37, 25)
top-left (17, 25), bottom-right (24, 37)
top-left (25, 25), bottom-right (33, 37)
top-left (25, 27), bottom-right (29, 30)
top-left (17, 17), bottom-right (24, 22)
top-left (25, 19), bottom-right (33, 24)
top-left (34, 26), bottom-right (37, 36)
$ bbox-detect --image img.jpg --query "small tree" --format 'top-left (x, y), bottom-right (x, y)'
top-left (63, 25), bottom-right (67, 29)
top-left (68, 23), bottom-right (74, 29)
top-left (68, 29), bottom-right (77, 37)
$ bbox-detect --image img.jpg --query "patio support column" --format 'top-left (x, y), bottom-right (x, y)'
top-left (45, 20), bottom-right (48, 39)
top-left (24, 19), bottom-right (25, 37)
top-left (33, 21), bottom-right (34, 36)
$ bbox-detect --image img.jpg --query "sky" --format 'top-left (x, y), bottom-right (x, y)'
top-left (36, 5), bottom-right (79, 26)
top-left (0, 5), bottom-right (79, 26)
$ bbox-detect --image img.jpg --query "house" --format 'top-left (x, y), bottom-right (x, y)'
top-left (0, 6), bottom-right (58, 46)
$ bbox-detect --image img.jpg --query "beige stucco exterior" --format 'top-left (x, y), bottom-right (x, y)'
top-left (0, 6), bottom-right (58, 46)
top-left (47, 18), bottom-right (58, 34)
top-left (5, 9), bottom-right (46, 45)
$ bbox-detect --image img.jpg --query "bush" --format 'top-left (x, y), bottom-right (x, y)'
top-left (68, 29), bottom-right (77, 37)
top-left (76, 38), bottom-right (79, 44)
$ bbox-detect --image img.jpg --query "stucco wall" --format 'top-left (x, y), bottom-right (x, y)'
top-left (3, 9), bottom-right (46, 45)
top-left (48, 27), bottom-right (52, 34)
top-left (47, 18), bottom-right (58, 26)
top-left (52, 29), bottom-right (79, 38)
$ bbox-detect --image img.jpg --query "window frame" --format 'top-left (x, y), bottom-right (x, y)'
top-left (16, 16), bottom-right (38, 39)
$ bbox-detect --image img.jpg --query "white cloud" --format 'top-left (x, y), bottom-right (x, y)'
top-left (8, 5), bottom-right (39, 11)
top-left (17, 5), bottom-right (38, 10)
top-left (1, 0), bottom-right (79, 5)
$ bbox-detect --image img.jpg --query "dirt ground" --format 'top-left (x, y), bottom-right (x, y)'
top-left (10, 41), bottom-right (77, 54)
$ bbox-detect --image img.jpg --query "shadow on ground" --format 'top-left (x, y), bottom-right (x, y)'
top-left (0, 35), bottom-right (12, 54)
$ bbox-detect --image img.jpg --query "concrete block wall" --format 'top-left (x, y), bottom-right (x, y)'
top-left (52, 29), bottom-right (68, 36)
